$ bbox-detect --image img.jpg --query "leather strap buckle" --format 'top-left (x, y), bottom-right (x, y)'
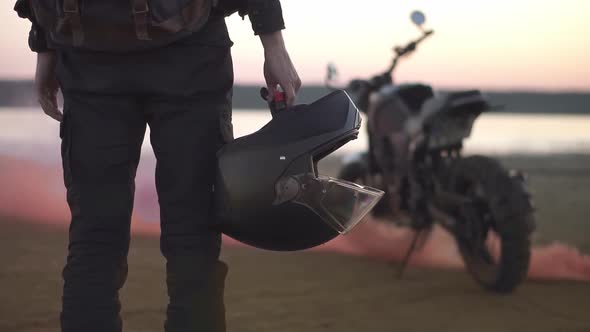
top-left (131, 0), bottom-right (151, 40)
top-left (63, 0), bottom-right (79, 13)
top-left (132, 0), bottom-right (149, 14)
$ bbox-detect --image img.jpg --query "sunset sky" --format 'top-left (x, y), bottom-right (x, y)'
top-left (1, 0), bottom-right (589, 91)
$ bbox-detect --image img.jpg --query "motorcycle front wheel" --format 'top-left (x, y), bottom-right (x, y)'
top-left (443, 156), bottom-right (536, 293)
top-left (338, 155), bottom-right (393, 218)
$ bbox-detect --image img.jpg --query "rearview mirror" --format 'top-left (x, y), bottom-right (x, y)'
top-left (411, 11), bottom-right (426, 27)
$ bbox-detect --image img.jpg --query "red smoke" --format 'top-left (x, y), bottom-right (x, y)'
top-left (1, 155), bottom-right (589, 282)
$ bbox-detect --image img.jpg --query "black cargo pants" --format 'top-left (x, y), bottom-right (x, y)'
top-left (55, 17), bottom-right (233, 332)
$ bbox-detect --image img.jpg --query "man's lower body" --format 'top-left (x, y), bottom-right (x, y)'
top-left (55, 22), bottom-right (234, 331)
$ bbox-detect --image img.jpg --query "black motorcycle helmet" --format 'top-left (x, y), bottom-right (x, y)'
top-left (345, 79), bottom-right (372, 112)
top-left (215, 90), bottom-right (384, 251)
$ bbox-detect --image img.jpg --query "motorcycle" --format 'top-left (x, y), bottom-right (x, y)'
top-left (326, 11), bottom-right (536, 293)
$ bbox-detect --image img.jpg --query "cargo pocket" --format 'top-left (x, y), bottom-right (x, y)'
top-left (219, 96), bottom-right (234, 144)
top-left (60, 108), bottom-right (79, 216)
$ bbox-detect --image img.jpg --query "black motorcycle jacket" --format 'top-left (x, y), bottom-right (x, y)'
top-left (14, 0), bottom-right (285, 53)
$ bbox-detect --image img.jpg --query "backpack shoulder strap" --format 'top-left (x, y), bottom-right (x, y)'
top-left (62, 0), bottom-right (84, 46)
top-left (131, 0), bottom-right (151, 40)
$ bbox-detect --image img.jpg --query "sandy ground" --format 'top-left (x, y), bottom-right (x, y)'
top-left (1, 217), bottom-right (589, 332)
top-left (0, 154), bottom-right (589, 332)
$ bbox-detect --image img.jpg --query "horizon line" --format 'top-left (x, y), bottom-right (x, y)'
top-left (0, 79), bottom-right (589, 94)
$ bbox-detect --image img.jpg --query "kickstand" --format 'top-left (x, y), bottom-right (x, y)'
top-left (396, 229), bottom-right (423, 279)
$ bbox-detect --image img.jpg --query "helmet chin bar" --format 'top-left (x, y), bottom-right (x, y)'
top-left (273, 173), bottom-right (385, 234)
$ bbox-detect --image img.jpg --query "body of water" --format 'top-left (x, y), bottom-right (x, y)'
top-left (1, 108), bottom-right (590, 165)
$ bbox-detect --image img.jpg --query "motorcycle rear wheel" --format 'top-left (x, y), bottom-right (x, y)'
top-left (443, 156), bottom-right (535, 293)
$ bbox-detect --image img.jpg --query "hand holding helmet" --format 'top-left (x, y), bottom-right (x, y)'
top-left (260, 87), bottom-right (288, 117)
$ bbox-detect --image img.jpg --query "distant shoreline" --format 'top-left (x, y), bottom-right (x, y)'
top-left (1, 80), bottom-right (589, 114)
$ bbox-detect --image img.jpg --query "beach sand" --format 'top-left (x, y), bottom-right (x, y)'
top-left (1, 216), bottom-right (590, 332)
top-left (1, 154), bottom-right (590, 331)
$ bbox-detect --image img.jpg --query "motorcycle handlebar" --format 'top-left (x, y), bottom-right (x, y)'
top-left (385, 29), bottom-right (434, 76)
top-left (395, 30), bottom-right (434, 57)
top-left (329, 30), bottom-right (434, 93)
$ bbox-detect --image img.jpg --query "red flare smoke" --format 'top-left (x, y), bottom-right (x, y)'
top-left (1, 155), bottom-right (589, 282)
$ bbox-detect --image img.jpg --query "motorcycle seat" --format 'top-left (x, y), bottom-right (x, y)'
top-left (446, 90), bottom-right (488, 110)
top-left (421, 90), bottom-right (489, 117)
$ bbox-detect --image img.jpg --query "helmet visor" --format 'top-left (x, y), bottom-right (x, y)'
top-left (276, 174), bottom-right (384, 234)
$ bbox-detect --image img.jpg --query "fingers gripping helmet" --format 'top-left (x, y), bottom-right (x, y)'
top-left (215, 90), bottom-right (384, 251)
